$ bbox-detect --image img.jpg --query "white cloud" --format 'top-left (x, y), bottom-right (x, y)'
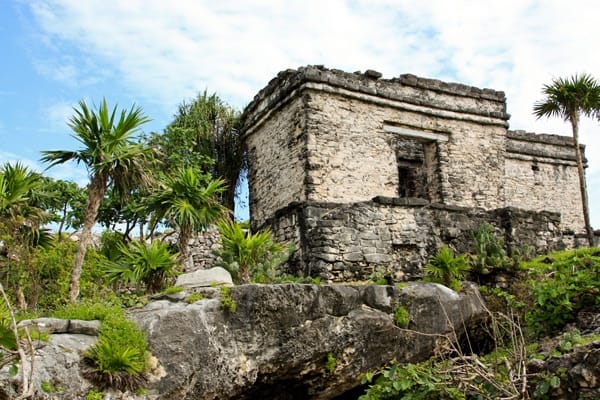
top-left (44, 100), bottom-right (74, 132)
top-left (0, 151), bottom-right (42, 172)
top-left (24, 0), bottom-right (600, 224)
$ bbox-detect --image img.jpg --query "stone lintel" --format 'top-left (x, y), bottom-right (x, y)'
top-left (383, 124), bottom-right (449, 142)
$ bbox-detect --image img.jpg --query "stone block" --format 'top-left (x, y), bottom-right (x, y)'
top-left (176, 267), bottom-right (233, 288)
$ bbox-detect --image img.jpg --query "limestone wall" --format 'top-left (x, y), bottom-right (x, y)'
top-left (264, 198), bottom-right (565, 282)
top-left (243, 66), bottom-right (511, 227)
top-left (245, 96), bottom-right (307, 226)
top-left (301, 86), bottom-right (508, 209)
top-left (504, 130), bottom-right (585, 232)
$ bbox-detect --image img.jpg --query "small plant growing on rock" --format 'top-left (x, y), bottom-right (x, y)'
top-left (219, 286), bottom-right (237, 313)
top-left (394, 306), bottom-right (410, 328)
top-left (369, 267), bottom-right (392, 285)
top-left (185, 293), bottom-right (203, 304)
top-left (325, 352), bottom-right (337, 374)
top-left (86, 388), bottom-right (104, 400)
top-left (76, 304), bottom-right (150, 391)
top-left (424, 245), bottom-right (469, 291)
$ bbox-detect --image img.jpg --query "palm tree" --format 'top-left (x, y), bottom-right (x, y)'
top-left (0, 162), bottom-right (52, 308)
top-left (534, 74), bottom-right (600, 247)
top-left (146, 167), bottom-right (226, 266)
top-left (153, 91), bottom-right (245, 211)
top-left (41, 99), bottom-right (151, 302)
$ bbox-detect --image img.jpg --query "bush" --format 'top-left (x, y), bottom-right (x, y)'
top-left (214, 221), bottom-right (294, 284)
top-left (103, 240), bottom-right (179, 293)
top-left (469, 223), bottom-right (510, 276)
top-left (523, 248), bottom-right (600, 336)
top-left (81, 306), bottom-right (149, 391)
top-left (423, 245), bottom-right (469, 291)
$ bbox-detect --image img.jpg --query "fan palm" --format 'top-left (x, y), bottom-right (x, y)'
top-left (41, 99), bottom-right (151, 302)
top-left (534, 74), bottom-right (600, 247)
top-left (146, 167), bottom-right (226, 265)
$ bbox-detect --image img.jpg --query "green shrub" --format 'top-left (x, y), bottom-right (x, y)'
top-left (359, 360), bottom-right (466, 400)
top-left (469, 223), bottom-right (510, 275)
top-left (83, 311), bottom-right (149, 391)
top-left (99, 230), bottom-right (127, 262)
top-left (214, 221), bottom-right (293, 284)
top-left (0, 298), bottom-right (16, 351)
top-left (423, 245), bottom-right (469, 291)
top-left (369, 267), bottom-right (391, 285)
top-left (103, 240), bottom-right (179, 293)
top-left (51, 301), bottom-right (123, 321)
top-left (523, 248), bottom-right (600, 336)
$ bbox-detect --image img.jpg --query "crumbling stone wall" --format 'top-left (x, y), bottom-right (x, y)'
top-left (505, 130), bottom-right (585, 232)
top-left (266, 199), bottom-right (565, 282)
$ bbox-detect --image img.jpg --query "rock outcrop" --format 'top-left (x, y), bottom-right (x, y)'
top-left (133, 282), bottom-right (486, 399)
top-left (0, 283), bottom-right (486, 399)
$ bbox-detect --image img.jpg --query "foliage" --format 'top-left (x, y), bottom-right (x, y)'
top-left (41, 98), bottom-right (153, 302)
top-left (0, 162), bottom-right (53, 308)
top-left (219, 286), bottom-right (237, 313)
top-left (325, 353), bottom-right (337, 374)
top-left (40, 177), bottom-right (86, 235)
top-left (185, 293), bottom-right (204, 304)
top-left (423, 245), bottom-right (469, 290)
top-left (0, 297), bottom-right (17, 350)
top-left (151, 90), bottom-right (245, 211)
top-left (359, 360), bottom-right (466, 400)
top-left (86, 389), bottom-right (104, 400)
top-left (145, 167), bottom-right (226, 261)
top-left (533, 74), bottom-right (600, 247)
top-left (393, 306), bottom-right (410, 328)
top-left (369, 267), bottom-right (392, 285)
top-left (214, 220), bottom-right (293, 284)
top-left (523, 248), bottom-right (600, 336)
top-left (99, 230), bottom-right (127, 262)
top-left (103, 239), bottom-right (180, 293)
top-left (81, 304), bottom-right (149, 390)
top-left (162, 286), bottom-right (184, 295)
top-left (469, 223), bottom-right (510, 276)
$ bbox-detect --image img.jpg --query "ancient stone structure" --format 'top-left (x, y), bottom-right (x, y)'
top-left (242, 65), bottom-right (589, 281)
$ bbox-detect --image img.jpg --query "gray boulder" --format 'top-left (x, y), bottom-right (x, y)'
top-left (132, 282), bottom-right (486, 399)
top-left (175, 266), bottom-right (233, 288)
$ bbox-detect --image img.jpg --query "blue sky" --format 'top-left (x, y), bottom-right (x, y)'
top-left (1, 0), bottom-right (600, 226)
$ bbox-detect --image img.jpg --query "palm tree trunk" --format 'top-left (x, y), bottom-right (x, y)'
top-left (571, 116), bottom-right (595, 247)
top-left (69, 174), bottom-right (106, 302)
top-left (178, 227), bottom-right (191, 270)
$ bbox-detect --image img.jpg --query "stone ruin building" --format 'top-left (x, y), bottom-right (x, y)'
top-left (241, 65), bottom-right (590, 282)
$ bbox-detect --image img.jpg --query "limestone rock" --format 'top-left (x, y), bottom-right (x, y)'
top-left (175, 266), bottom-right (233, 288)
top-left (132, 282), bottom-right (486, 399)
top-left (0, 333), bottom-right (98, 400)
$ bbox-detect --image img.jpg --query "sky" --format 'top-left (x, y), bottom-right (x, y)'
top-left (1, 0), bottom-right (600, 226)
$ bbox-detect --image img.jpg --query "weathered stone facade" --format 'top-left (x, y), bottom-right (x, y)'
top-left (242, 66), bottom-right (590, 282)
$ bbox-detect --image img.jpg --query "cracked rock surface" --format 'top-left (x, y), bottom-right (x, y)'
top-left (132, 282), bottom-right (486, 399)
